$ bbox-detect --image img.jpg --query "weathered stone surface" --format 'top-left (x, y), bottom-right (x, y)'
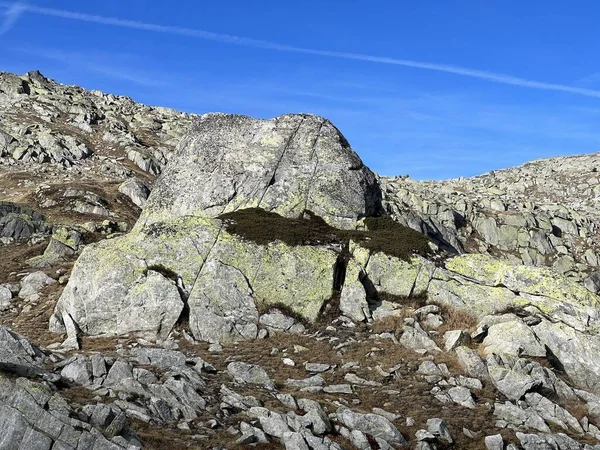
top-left (52, 113), bottom-right (383, 343)
top-left (228, 362), bottom-right (276, 390)
top-left (455, 346), bottom-right (488, 379)
top-left (118, 178), bottom-right (151, 208)
top-left (0, 327), bottom-right (47, 368)
top-left (487, 354), bottom-right (541, 401)
top-left (426, 418), bottom-right (453, 443)
top-left (399, 324), bottom-right (441, 353)
top-left (0, 286), bottom-right (12, 311)
top-left (443, 330), bottom-right (470, 351)
top-left (336, 407), bottom-right (407, 446)
top-left (448, 386), bottom-right (476, 409)
top-left (494, 401), bottom-right (551, 433)
top-left (52, 265), bottom-right (183, 340)
top-left (381, 153), bottom-right (600, 273)
top-left (532, 319), bottom-right (600, 395)
top-left (146, 113), bottom-right (381, 227)
top-left (482, 319), bottom-right (546, 358)
top-left (19, 271), bottom-right (55, 298)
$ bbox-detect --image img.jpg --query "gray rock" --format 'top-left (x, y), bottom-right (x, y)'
top-left (0, 358), bottom-right (139, 450)
top-left (448, 386), bottom-right (476, 409)
top-left (487, 354), bottom-right (541, 401)
top-left (60, 356), bottom-right (92, 386)
top-left (281, 431), bottom-right (310, 450)
top-left (188, 260), bottom-right (259, 343)
top-left (132, 347), bottom-right (186, 368)
top-left (533, 319), bottom-right (600, 395)
top-left (0, 286), bottom-right (12, 311)
top-left (19, 271), bottom-right (55, 298)
top-left (483, 319), bottom-right (546, 358)
top-left (584, 272), bottom-right (600, 294)
top-left (51, 113), bottom-right (384, 344)
top-left (227, 362), bottom-right (276, 390)
top-left (524, 392), bottom-right (584, 434)
top-left (455, 346), bottom-right (488, 379)
top-left (118, 178), bottom-right (150, 208)
top-left (344, 373), bottom-right (382, 387)
top-left (148, 113), bottom-right (382, 227)
top-left (493, 401), bottom-right (551, 433)
top-left (399, 325), bottom-right (441, 353)
top-left (336, 407), bottom-right (407, 445)
top-left (304, 363), bottom-right (331, 373)
top-left (259, 309), bottom-right (296, 331)
top-left (516, 432), bottom-right (583, 450)
top-left (426, 418), bottom-right (453, 443)
top-left (323, 384), bottom-right (353, 394)
top-left (443, 330), bottom-right (470, 351)
top-left (484, 434), bottom-right (504, 450)
top-left (286, 375), bottom-right (325, 388)
top-left (257, 412), bottom-right (291, 438)
top-left (297, 398), bottom-right (332, 435)
top-left (52, 268), bottom-right (184, 341)
top-left (0, 327), bottom-right (47, 369)
top-left (416, 429), bottom-right (436, 441)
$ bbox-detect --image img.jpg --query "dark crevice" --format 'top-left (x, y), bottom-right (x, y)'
top-left (333, 254), bottom-right (348, 292)
top-left (551, 225), bottom-right (562, 238)
top-left (257, 117), bottom-right (304, 208)
top-left (545, 345), bottom-right (566, 373)
top-left (359, 270), bottom-right (381, 312)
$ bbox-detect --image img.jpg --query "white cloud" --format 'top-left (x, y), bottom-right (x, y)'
top-left (3, 2), bottom-right (600, 99)
top-left (0, 1), bottom-right (26, 35)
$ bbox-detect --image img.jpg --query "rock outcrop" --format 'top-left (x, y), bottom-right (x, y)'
top-left (382, 154), bottom-right (600, 281)
top-left (51, 113), bottom-right (393, 343)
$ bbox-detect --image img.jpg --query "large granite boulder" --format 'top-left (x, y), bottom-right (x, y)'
top-left (51, 114), bottom-right (384, 343)
top-left (142, 113), bottom-right (381, 227)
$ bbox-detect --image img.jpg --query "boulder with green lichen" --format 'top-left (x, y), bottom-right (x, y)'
top-left (52, 113), bottom-right (410, 343)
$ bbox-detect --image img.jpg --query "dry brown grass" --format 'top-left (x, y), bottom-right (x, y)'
top-left (371, 314), bottom-right (406, 335)
top-left (132, 421), bottom-right (206, 450)
top-left (0, 241), bottom-right (47, 282)
top-left (432, 303), bottom-right (479, 336)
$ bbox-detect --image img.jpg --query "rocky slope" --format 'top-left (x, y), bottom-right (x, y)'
top-left (2, 70), bottom-right (600, 450)
top-left (382, 154), bottom-right (600, 285)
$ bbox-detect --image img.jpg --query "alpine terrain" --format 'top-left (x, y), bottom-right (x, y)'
top-left (2, 70), bottom-right (600, 450)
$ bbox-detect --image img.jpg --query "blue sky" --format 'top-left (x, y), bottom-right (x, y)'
top-left (2, 1), bottom-right (600, 179)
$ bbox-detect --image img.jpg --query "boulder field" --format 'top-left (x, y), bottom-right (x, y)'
top-left (51, 112), bottom-right (600, 401)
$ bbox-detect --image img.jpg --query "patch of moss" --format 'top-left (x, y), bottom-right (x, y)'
top-left (356, 216), bottom-right (430, 260)
top-left (218, 208), bottom-right (430, 261)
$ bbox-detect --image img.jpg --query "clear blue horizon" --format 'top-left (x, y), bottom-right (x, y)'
top-left (2, 1), bottom-right (600, 180)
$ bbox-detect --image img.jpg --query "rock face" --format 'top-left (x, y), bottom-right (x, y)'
top-left (143, 113), bottom-right (382, 227)
top-left (51, 113), bottom-right (385, 343)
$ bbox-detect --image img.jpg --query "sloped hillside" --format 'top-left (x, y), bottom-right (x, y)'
top-left (1, 71), bottom-right (600, 450)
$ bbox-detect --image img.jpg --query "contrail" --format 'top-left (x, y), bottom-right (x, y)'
top-left (3, 2), bottom-right (600, 99)
top-left (0, 1), bottom-right (25, 35)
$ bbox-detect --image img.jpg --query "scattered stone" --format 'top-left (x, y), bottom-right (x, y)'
top-left (323, 384), bottom-right (353, 394)
top-left (304, 363), bottom-right (331, 373)
top-left (426, 418), bottom-right (453, 444)
top-left (484, 434), bottom-right (504, 450)
top-left (227, 362), bottom-right (276, 390)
